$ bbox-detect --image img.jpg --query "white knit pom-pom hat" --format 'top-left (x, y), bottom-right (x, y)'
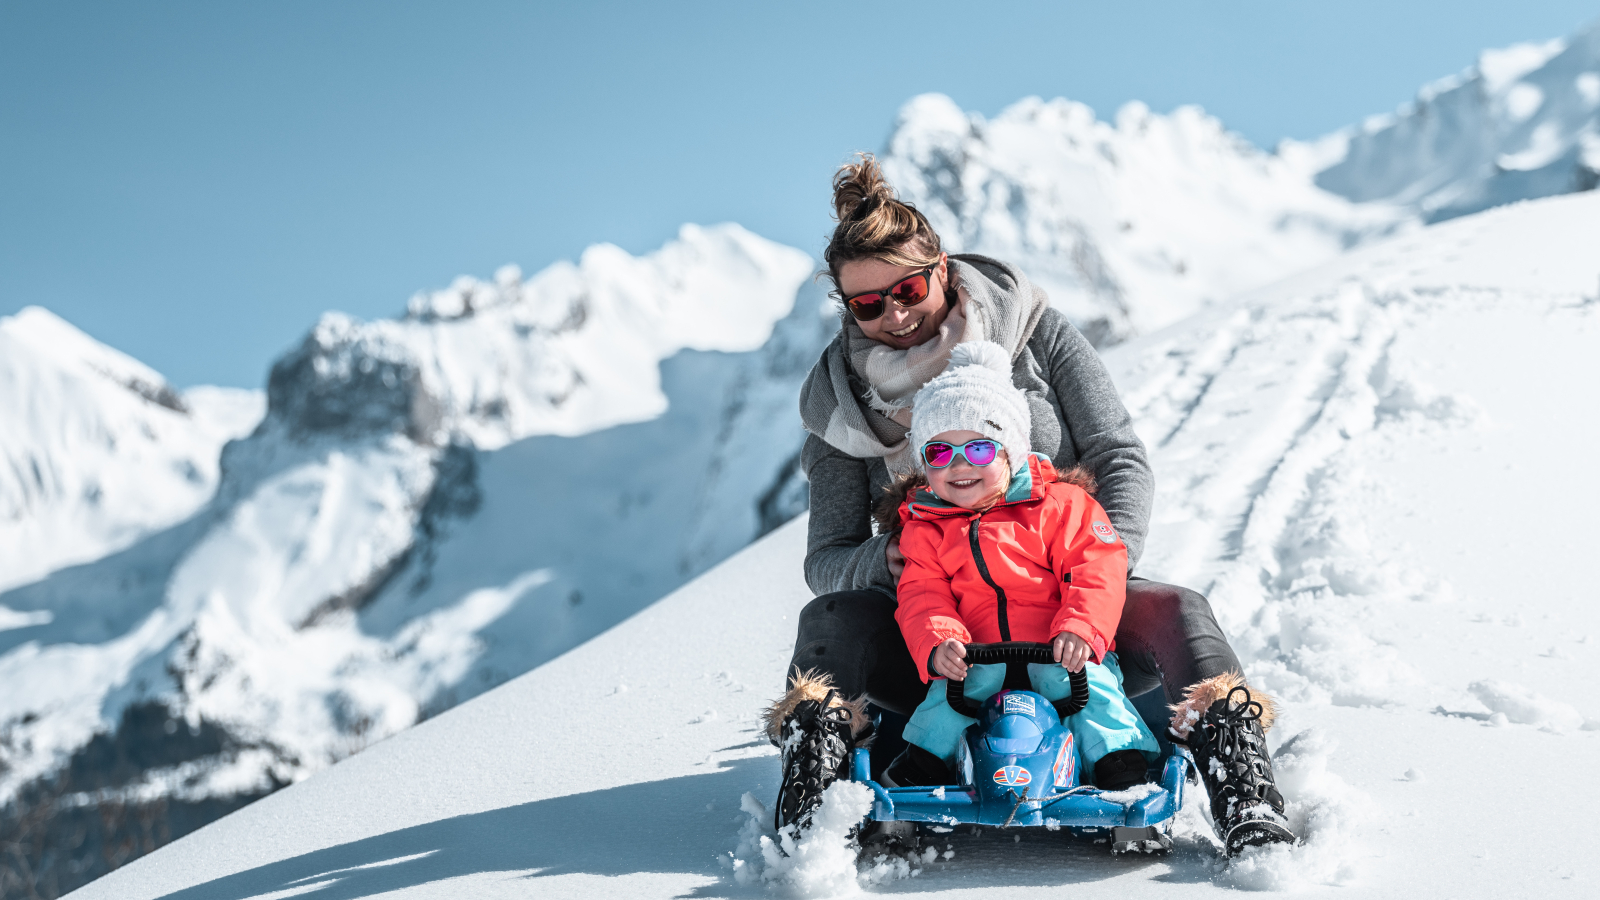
top-left (909, 341), bottom-right (1031, 475)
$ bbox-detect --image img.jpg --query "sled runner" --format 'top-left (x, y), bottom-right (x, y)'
top-left (851, 642), bottom-right (1189, 854)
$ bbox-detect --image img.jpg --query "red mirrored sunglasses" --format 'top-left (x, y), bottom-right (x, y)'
top-left (841, 265), bottom-right (938, 321)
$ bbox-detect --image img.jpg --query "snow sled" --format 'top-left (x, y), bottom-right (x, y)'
top-left (852, 642), bottom-right (1190, 855)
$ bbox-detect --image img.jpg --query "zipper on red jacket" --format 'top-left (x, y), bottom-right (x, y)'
top-left (967, 513), bottom-right (1011, 641)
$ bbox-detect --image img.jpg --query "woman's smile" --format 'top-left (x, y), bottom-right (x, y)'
top-left (835, 257), bottom-right (951, 347)
top-left (887, 318), bottom-right (922, 338)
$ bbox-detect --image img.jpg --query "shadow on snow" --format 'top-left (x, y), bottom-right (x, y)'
top-left (154, 756), bottom-right (1214, 899)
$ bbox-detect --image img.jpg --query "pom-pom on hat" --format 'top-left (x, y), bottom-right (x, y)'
top-left (909, 341), bottom-right (1031, 474)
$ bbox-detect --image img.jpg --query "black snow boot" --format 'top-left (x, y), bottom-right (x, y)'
top-left (1093, 748), bottom-right (1150, 791)
top-left (881, 743), bottom-right (953, 788)
top-left (1170, 676), bottom-right (1296, 855)
top-left (764, 670), bottom-right (869, 833)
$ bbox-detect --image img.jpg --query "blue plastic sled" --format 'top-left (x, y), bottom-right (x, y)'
top-left (852, 642), bottom-right (1192, 854)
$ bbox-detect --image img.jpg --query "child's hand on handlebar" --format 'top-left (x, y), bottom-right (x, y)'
top-left (932, 638), bottom-right (969, 681)
top-left (1052, 631), bottom-right (1091, 673)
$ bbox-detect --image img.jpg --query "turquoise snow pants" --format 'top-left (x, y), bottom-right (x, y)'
top-left (901, 653), bottom-right (1160, 771)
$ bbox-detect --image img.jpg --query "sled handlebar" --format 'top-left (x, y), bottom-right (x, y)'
top-left (960, 641), bottom-right (1058, 667)
top-left (944, 641), bottom-right (1091, 721)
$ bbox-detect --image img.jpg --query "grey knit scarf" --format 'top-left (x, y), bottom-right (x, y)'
top-left (799, 255), bottom-right (1050, 474)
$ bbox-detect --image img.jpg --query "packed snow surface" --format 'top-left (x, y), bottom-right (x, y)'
top-left (65, 192), bottom-right (1600, 898)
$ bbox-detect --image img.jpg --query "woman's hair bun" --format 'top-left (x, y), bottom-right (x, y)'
top-left (823, 152), bottom-right (942, 281)
top-left (831, 153), bottom-right (897, 222)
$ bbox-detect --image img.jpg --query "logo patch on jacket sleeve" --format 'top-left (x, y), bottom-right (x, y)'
top-left (1091, 520), bottom-right (1119, 544)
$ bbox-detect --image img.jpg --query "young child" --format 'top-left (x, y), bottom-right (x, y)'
top-left (882, 341), bottom-right (1161, 790)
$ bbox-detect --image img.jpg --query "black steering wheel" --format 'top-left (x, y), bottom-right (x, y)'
top-left (944, 641), bottom-right (1091, 721)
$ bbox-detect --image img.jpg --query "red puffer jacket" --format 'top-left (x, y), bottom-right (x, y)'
top-left (896, 455), bottom-right (1128, 682)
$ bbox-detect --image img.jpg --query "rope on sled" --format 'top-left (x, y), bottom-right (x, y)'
top-left (1001, 785), bottom-right (1098, 828)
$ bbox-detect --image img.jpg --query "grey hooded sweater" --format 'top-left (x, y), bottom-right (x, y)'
top-left (800, 261), bottom-right (1154, 598)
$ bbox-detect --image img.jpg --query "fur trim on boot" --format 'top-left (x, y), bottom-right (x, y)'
top-left (762, 668), bottom-right (871, 747)
top-left (1168, 671), bottom-right (1278, 739)
top-left (1168, 672), bottom-right (1295, 854)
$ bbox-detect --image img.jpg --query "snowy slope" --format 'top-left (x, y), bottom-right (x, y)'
top-left (0, 224), bottom-right (820, 846)
top-left (883, 94), bottom-right (1413, 344)
top-left (0, 308), bottom-right (264, 597)
top-left (1316, 24), bottom-right (1600, 221)
top-left (68, 192), bottom-right (1600, 899)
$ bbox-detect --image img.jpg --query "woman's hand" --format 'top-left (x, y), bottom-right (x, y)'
top-left (885, 534), bottom-right (905, 579)
top-left (932, 638), bottom-right (968, 681)
top-left (1052, 631), bottom-right (1091, 673)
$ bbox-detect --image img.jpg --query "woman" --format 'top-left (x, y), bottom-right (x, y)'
top-left (763, 155), bottom-right (1293, 855)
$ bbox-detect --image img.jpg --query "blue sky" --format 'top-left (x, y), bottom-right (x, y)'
top-left (3, 0), bottom-right (1597, 388)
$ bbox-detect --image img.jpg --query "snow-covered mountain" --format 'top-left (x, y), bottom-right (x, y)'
top-left (1316, 24), bottom-right (1600, 221)
top-left (880, 23), bottom-right (1600, 345)
top-left (67, 190), bottom-right (1600, 900)
top-left (0, 308), bottom-right (263, 597)
top-left (882, 94), bottom-right (1414, 344)
top-left (0, 223), bottom-right (823, 897)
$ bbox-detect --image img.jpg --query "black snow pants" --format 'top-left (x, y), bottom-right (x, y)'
top-left (785, 577), bottom-right (1242, 718)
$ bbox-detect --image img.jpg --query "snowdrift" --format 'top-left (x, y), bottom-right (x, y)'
top-left (67, 191), bottom-right (1600, 899)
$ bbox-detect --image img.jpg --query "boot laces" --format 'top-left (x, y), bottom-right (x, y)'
top-left (798, 691), bottom-right (855, 755)
top-left (1204, 686), bottom-right (1264, 753)
top-left (1201, 686), bottom-right (1279, 807)
top-left (1221, 686), bottom-right (1265, 725)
